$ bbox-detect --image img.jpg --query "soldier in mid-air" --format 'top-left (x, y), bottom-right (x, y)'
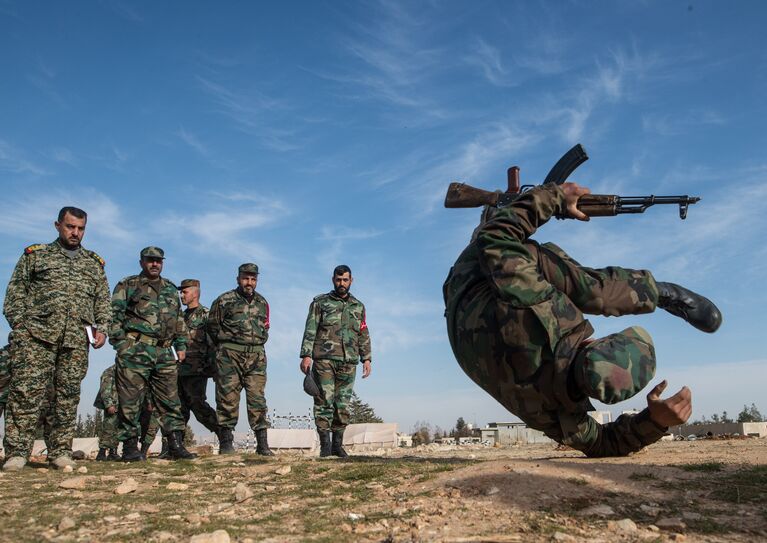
top-left (443, 182), bottom-right (722, 457)
top-left (3, 207), bottom-right (111, 471)
top-left (108, 247), bottom-right (195, 461)
top-left (208, 263), bottom-right (273, 456)
top-left (300, 265), bottom-right (372, 458)
top-left (177, 279), bottom-right (223, 444)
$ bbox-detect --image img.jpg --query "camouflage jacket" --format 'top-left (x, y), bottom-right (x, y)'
top-left (207, 288), bottom-right (269, 347)
top-left (108, 273), bottom-right (188, 351)
top-left (300, 291), bottom-right (371, 363)
top-left (180, 305), bottom-right (215, 376)
top-left (94, 364), bottom-right (117, 410)
top-left (3, 240), bottom-right (111, 348)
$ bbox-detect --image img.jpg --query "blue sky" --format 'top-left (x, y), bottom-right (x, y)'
top-left (1, 1), bottom-right (765, 437)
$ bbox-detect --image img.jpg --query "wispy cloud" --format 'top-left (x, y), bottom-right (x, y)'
top-left (463, 38), bottom-right (513, 87)
top-left (49, 146), bottom-right (78, 167)
top-left (319, 226), bottom-right (383, 241)
top-left (176, 126), bottom-right (209, 157)
top-left (0, 140), bottom-right (48, 176)
top-left (100, 0), bottom-right (143, 23)
top-left (642, 109), bottom-right (726, 136)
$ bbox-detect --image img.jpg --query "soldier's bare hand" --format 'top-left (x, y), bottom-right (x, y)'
top-left (561, 182), bottom-right (591, 222)
top-left (362, 360), bottom-right (371, 379)
top-left (93, 330), bottom-right (107, 349)
top-left (300, 356), bottom-right (312, 374)
top-left (646, 380), bottom-right (692, 428)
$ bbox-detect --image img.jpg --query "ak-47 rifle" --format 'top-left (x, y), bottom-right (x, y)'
top-left (444, 144), bottom-right (700, 219)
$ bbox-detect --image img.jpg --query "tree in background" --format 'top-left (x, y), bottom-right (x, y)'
top-left (454, 417), bottom-right (472, 438)
top-left (411, 420), bottom-right (432, 446)
top-left (348, 391), bottom-right (383, 424)
top-left (736, 403), bottom-right (764, 423)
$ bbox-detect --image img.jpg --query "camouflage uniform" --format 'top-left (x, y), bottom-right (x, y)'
top-left (108, 272), bottom-right (188, 441)
top-left (178, 305), bottom-right (220, 433)
top-left (207, 288), bottom-right (270, 431)
top-left (3, 239), bottom-right (111, 460)
top-left (300, 292), bottom-right (371, 431)
top-left (0, 345), bottom-right (9, 419)
top-left (94, 364), bottom-right (119, 449)
top-left (139, 393), bottom-right (160, 446)
top-left (444, 184), bottom-right (667, 457)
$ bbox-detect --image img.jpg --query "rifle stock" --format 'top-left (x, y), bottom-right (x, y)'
top-left (444, 182), bottom-right (500, 208)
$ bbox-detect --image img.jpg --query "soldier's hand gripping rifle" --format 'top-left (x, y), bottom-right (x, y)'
top-left (444, 144), bottom-right (700, 219)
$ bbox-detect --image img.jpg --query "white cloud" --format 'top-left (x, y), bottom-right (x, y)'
top-left (0, 140), bottom-right (47, 176)
top-left (176, 127), bottom-right (209, 157)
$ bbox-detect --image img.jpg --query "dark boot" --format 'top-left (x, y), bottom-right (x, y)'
top-left (167, 430), bottom-right (197, 460)
top-left (218, 428), bottom-right (235, 455)
top-left (107, 448), bottom-right (121, 461)
top-left (656, 282), bottom-right (722, 333)
top-left (140, 441), bottom-right (151, 459)
top-left (332, 430), bottom-right (348, 458)
top-left (318, 430), bottom-right (332, 458)
top-left (95, 448), bottom-right (108, 461)
top-left (121, 437), bottom-right (144, 462)
top-left (255, 428), bottom-right (274, 456)
top-left (157, 438), bottom-right (170, 459)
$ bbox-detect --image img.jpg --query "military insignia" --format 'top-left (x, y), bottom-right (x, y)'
top-left (24, 244), bottom-right (46, 254)
top-left (88, 251), bottom-right (106, 268)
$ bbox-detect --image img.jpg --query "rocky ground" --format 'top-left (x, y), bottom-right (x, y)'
top-left (0, 438), bottom-right (765, 542)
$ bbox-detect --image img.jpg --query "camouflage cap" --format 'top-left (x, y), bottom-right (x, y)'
top-left (303, 372), bottom-right (321, 398)
top-left (140, 246), bottom-right (165, 259)
top-left (238, 263), bottom-right (259, 275)
top-left (178, 279), bottom-right (200, 290)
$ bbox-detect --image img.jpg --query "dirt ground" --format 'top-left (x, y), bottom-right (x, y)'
top-left (0, 438), bottom-right (765, 542)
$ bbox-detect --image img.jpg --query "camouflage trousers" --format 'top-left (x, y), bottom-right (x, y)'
top-left (2, 328), bottom-right (89, 460)
top-left (114, 340), bottom-right (185, 441)
top-left (0, 345), bottom-right (9, 420)
top-left (312, 359), bottom-right (357, 431)
top-left (99, 411), bottom-right (119, 449)
top-left (139, 399), bottom-right (160, 445)
top-left (215, 345), bottom-right (268, 431)
top-left (179, 375), bottom-right (220, 433)
top-left (448, 236), bottom-right (663, 457)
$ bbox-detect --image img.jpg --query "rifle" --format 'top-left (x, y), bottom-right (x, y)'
top-left (444, 144), bottom-right (700, 219)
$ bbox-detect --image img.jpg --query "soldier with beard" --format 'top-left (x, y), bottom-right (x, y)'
top-left (300, 265), bottom-right (372, 458)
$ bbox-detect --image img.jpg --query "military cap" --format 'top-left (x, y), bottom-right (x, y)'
top-left (178, 279), bottom-right (200, 290)
top-left (140, 246), bottom-right (165, 259)
top-left (303, 372), bottom-right (321, 398)
top-left (238, 263), bottom-right (259, 275)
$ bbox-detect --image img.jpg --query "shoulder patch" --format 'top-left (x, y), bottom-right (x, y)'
top-left (86, 250), bottom-right (106, 268)
top-left (24, 244), bottom-right (46, 255)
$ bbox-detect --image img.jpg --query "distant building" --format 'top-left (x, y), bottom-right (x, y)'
top-left (480, 422), bottom-right (554, 446)
top-left (671, 421), bottom-right (767, 439)
top-left (397, 433), bottom-right (413, 447)
top-left (588, 411), bottom-right (613, 424)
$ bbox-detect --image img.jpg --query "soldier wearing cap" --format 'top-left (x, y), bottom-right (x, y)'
top-left (177, 278), bottom-right (223, 442)
top-left (207, 263), bottom-right (273, 456)
top-left (108, 246), bottom-right (196, 461)
top-left (3, 206), bottom-right (111, 472)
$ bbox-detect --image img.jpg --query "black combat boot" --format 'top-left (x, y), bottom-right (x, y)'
top-left (318, 430), bottom-right (332, 458)
top-left (331, 430), bottom-right (348, 458)
top-left (157, 437), bottom-right (171, 459)
top-left (121, 437), bottom-right (144, 462)
top-left (140, 440), bottom-right (151, 459)
top-left (255, 428), bottom-right (274, 456)
top-left (95, 448), bottom-right (108, 461)
top-left (107, 448), bottom-right (121, 461)
top-left (167, 430), bottom-right (197, 460)
top-left (656, 282), bottom-right (722, 333)
top-left (218, 428), bottom-right (235, 455)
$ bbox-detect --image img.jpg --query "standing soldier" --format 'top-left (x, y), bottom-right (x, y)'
top-left (177, 279), bottom-right (223, 442)
top-left (300, 265), bottom-right (372, 458)
top-left (94, 364), bottom-right (120, 461)
top-left (108, 247), bottom-right (195, 461)
top-left (0, 345), bottom-right (9, 422)
top-left (3, 207), bottom-right (111, 471)
top-left (208, 263), bottom-right (273, 456)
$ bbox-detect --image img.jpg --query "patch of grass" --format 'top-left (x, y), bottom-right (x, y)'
top-left (710, 465), bottom-right (767, 504)
top-left (566, 477), bottom-right (588, 486)
top-left (629, 471), bottom-right (657, 481)
top-left (680, 462), bottom-right (724, 473)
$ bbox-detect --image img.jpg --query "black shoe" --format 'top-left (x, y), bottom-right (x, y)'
top-left (167, 430), bottom-right (197, 460)
top-left (318, 430), bottom-right (332, 458)
top-left (95, 448), bottom-right (108, 462)
top-left (157, 438), bottom-right (170, 459)
top-left (657, 282), bottom-right (722, 333)
top-left (140, 441), bottom-right (151, 459)
top-left (218, 428), bottom-right (235, 455)
top-left (255, 428), bottom-right (274, 456)
top-left (121, 437), bottom-right (144, 462)
top-left (331, 430), bottom-right (348, 458)
top-left (107, 448), bottom-right (121, 461)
